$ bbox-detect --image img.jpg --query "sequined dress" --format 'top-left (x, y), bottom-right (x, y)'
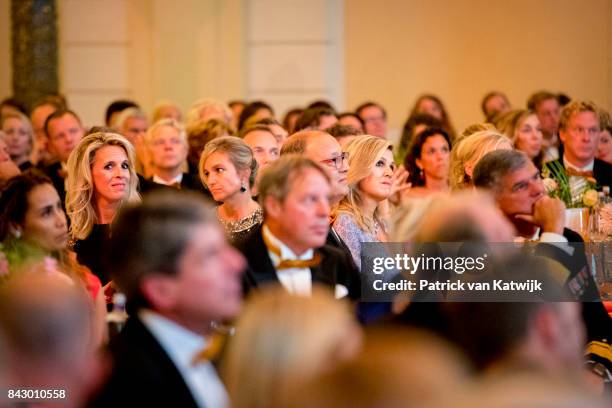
top-left (218, 207), bottom-right (263, 246)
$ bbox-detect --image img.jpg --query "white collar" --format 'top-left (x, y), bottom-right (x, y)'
top-left (152, 173), bottom-right (183, 186)
top-left (139, 310), bottom-right (229, 408)
top-left (262, 224), bottom-right (314, 263)
top-left (563, 157), bottom-right (594, 172)
top-left (139, 309), bottom-right (206, 363)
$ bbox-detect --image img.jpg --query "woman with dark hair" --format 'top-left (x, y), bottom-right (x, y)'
top-left (237, 100), bottom-right (274, 132)
top-left (407, 94), bottom-right (456, 142)
top-left (282, 108), bottom-right (304, 134)
top-left (396, 113), bottom-right (443, 164)
top-left (403, 127), bottom-right (452, 198)
top-left (0, 170), bottom-right (107, 345)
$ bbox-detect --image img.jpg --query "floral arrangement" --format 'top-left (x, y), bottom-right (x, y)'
top-left (542, 161), bottom-right (599, 208)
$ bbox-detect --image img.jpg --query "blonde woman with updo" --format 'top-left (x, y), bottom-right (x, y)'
top-left (449, 130), bottom-right (512, 191)
top-left (199, 136), bottom-right (262, 245)
top-left (66, 132), bottom-right (140, 284)
top-left (332, 135), bottom-right (395, 271)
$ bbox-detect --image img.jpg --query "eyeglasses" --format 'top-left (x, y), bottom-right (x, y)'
top-left (321, 152), bottom-right (349, 169)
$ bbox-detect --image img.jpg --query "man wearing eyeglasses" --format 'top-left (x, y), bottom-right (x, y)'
top-left (280, 130), bottom-right (355, 258)
top-left (281, 130), bottom-right (349, 204)
top-left (355, 101), bottom-right (387, 138)
top-left (547, 100), bottom-right (612, 194)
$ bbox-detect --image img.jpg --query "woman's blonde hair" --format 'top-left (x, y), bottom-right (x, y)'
top-left (449, 130), bottom-right (511, 191)
top-left (65, 132), bottom-right (140, 240)
top-left (222, 285), bottom-right (360, 408)
top-left (0, 111), bottom-right (33, 155)
top-left (198, 136), bottom-right (258, 189)
top-left (492, 109), bottom-right (534, 145)
top-left (335, 135), bottom-right (392, 235)
top-left (144, 118), bottom-right (187, 146)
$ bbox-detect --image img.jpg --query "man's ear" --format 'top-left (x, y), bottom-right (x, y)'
top-left (140, 274), bottom-right (178, 312)
top-left (264, 195), bottom-right (283, 219)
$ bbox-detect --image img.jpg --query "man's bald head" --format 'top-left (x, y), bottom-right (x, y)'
top-left (281, 130), bottom-right (349, 202)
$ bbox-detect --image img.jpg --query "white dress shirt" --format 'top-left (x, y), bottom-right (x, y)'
top-left (563, 157), bottom-right (595, 203)
top-left (262, 225), bottom-right (312, 296)
top-left (514, 228), bottom-right (573, 255)
top-left (139, 310), bottom-right (229, 408)
top-left (152, 173), bottom-right (183, 186)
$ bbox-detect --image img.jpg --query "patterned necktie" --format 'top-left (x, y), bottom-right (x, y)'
top-left (262, 232), bottom-right (321, 270)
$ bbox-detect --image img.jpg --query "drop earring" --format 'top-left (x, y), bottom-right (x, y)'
top-left (240, 182), bottom-right (247, 193)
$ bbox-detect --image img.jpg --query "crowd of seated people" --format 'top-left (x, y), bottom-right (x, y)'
top-left (0, 89), bottom-right (612, 407)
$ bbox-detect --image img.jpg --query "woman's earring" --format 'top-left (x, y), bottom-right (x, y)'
top-left (13, 228), bottom-right (22, 239)
top-left (240, 182), bottom-right (247, 193)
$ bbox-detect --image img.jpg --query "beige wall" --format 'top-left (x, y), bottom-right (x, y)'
top-left (346, 0), bottom-right (611, 139)
top-left (2, 0), bottom-right (612, 138)
top-left (55, 0), bottom-right (244, 127)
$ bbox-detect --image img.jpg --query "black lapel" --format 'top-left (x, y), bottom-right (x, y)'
top-left (310, 247), bottom-right (336, 288)
top-left (111, 316), bottom-right (199, 407)
top-left (241, 227), bottom-right (280, 287)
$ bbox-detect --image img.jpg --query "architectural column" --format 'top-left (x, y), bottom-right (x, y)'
top-left (11, 0), bottom-right (58, 111)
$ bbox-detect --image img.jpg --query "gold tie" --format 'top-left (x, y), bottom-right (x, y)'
top-left (262, 231), bottom-right (322, 270)
top-left (192, 333), bottom-right (226, 365)
top-left (566, 168), bottom-right (594, 178)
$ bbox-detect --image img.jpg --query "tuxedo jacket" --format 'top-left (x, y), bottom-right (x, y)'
top-left (139, 173), bottom-right (213, 201)
top-left (547, 157), bottom-right (612, 189)
top-left (535, 228), bottom-right (611, 345)
top-left (238, 225), bottom-right (361, 300)
top-left (88, 316), bottom-right (199, 408)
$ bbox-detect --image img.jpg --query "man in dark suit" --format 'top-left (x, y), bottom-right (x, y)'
top-left (39, 109), bottom-right (85, 205)
top-left (547, 100), bottom-right (612, 192)
top-left (238, 155), bottom-right (360, 300)
top-left (139, 118), bottom-right (211, 199)
top-left (474, 149), bottom-right (612, 387)
top-left (280, 130), bottom-right (357, 267)
top-left (89, 191), bottom-right (245, 407)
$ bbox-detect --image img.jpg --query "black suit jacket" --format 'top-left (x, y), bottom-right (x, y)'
top-left (139, 173), bottom-right (213, 201)
top-left (548, 157), bottom-right (612, 189)
top-left (238, 225), bottom-right (361, 300)
top-left (535, 228), bottom-right (611, 345)
top-left (39, 161), bottom-right (66, 206)
top-left (88, 316), bottom-right (199, 408)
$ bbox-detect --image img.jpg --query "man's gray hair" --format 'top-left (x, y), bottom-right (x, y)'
top-left (473, 149), bottom-right (530, 191)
